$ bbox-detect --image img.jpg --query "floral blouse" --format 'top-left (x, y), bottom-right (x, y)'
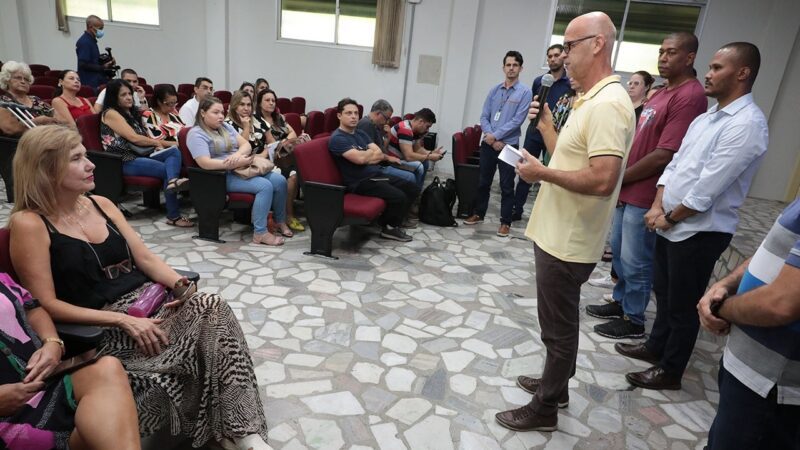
top-left (226, 115), bottom-right (269, 154)
top-left (100, 109), bottom-right (149, 162)
top-left (0, 94), bottom-right (54, 118)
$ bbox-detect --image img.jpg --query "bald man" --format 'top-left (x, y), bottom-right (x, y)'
top-left (495, 12), bottom-right (635, 432)
top-left (76, 15), bottom-right (113, 89)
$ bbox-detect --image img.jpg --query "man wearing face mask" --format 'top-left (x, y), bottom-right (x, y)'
top-left (76, 15), bottom-right (114, 89)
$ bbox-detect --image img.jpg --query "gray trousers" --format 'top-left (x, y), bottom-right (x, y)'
top-left (529, 243), bottom-right (596, 416)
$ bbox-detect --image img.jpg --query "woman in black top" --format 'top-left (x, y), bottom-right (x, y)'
top-left (9, 125), bottom-right (270, 450)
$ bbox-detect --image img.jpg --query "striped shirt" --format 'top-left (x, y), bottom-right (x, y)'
top-left (723, 198), bottom-right (800, 405)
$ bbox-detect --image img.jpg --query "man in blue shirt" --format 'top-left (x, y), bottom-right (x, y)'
top-left (514, 44), bottom-right (571, 222)
top-left (76, 15), bottom-right (113, 89)
top-left (464, 51), bottom-right (532, 237)
top-left (618, 42), bottom-right (769, 391)
top-left (328, 98), bottom-right (419, 242)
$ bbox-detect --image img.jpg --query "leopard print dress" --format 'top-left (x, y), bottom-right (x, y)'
top-left (101, 285), bottom-right (268, 447)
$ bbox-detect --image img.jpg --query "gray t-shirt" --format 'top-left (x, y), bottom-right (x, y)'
top-left (356, 116), bottom-right (384, 148)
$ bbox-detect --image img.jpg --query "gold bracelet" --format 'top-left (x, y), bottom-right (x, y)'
top-left (43, 337), bottom-right (65, 355)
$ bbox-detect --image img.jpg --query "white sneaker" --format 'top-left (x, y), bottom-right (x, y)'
top-left (588, 274), bottom-right (615, 289)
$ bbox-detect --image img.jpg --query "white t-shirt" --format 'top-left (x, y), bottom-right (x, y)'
top-left (179, 97), bottom-right (200, 126)
top-left (95, 88), bottom-right (142, 108)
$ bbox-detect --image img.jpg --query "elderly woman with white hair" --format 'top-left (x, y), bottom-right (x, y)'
top-left (0, 61), bottom-right (67, 136)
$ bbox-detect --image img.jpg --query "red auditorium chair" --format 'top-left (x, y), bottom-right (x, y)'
top-left (403, 113), bottom-right (414, 120)
top-left (214, 90), bottom-right (232, 103)
top-left (294, 136), bottom-right (386, 258)
top-left (284, 113), bottom-right (302, 134)
top-left (451, 131), bottom-right (480, 218)
top-left (323, 107), bottom-right (338, 134)
top-left (141, 84), bottom-right (154, 95)
top-left (137, 77), bottom-right (147, 85)
top-left (291, 97), bottom-right (306, 115)
top-left (75, 114), bottom-right (163, 211)
top-left (29, 85), bottom-right (55, 99)
top-left (33, 76), bottom-right (58, 87)
top-left (177, 127), bottom-right (255, 242)
top-left (44, 70), bottom-right (62, 78)
top-left (28, 64), bottom-right (49, 76)
top-left (305, 110), bottom-right (325, 138)
top-left (78, 86), bottom-right (95, 97)
top-left (176, 92), bottom-right (190, 108)
top-left (357, 104), bottom-right (364, 119)
top-left (390, 116), bottom-right (402, 126)
top-left (277, 97), bottom-right (292, 114)
top-left (463, 126), bottom-right (480, 164)
top-left (177, 83), bottom-right (195, 98)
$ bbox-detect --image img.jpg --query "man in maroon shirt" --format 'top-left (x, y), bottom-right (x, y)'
top-left (586, 32), bottom-right (708, 338)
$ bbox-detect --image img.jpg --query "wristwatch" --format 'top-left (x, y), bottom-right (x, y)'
top-left (664, 210), bottom-right (679, 225)
top-left (709, 298), bottom-right (727, 319)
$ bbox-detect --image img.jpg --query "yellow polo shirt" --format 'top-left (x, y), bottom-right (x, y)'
top-left (524, 75), bottom-right (635, 263)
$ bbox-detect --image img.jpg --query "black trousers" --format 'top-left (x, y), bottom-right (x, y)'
top-left (645, 232), bottom-right (732, 377)
top-left (353, 176), bottom-right (419, 227)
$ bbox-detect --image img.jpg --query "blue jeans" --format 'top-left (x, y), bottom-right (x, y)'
top-left (226, 171), bottom-right (288, 234)
top-left (707, 362), bottom-right (800, 449)
top-left (474, 142), bottom-right (515, 224)
top-left (122, 147), bottom-right (182, 219)
top-left (609, 203), bottom-right (656, 325)
top-left (382, 160), bottom-right (426, 189)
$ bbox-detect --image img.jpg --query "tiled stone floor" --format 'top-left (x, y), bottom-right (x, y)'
top-left (0, 182), bottom-right (785, 450)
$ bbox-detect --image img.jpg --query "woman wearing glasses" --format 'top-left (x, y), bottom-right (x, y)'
top-left (142, 84), bottom-right (185, 143)
top-left (8, 125), bottom-right (271, 450)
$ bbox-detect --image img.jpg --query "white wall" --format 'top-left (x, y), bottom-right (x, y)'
top-left (2, 0), bottom-right (799, 199)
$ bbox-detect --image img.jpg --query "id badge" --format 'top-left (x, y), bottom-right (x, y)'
top-left (493, 111), bottom-right (501, 121)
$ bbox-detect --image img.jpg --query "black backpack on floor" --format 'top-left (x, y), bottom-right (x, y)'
top-left (419, 177), bottom-right (457, 227)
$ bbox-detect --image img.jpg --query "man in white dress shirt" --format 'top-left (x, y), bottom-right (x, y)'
top-left (179, 77), bottom-right (213, 126)
top-left (616, 42), bottom-right (769, 390)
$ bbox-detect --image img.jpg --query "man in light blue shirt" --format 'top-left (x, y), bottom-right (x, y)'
top-left (464, 50), bottom-right (532, 237)
top-left (617, 42), bottom-right (769, 391)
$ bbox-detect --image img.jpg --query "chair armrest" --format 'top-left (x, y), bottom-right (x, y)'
top-left (303, 181), bottom-right (346, 192)
top-left (87, 151), bottom-right (125, 203)
top-left (175, 268), bottom-right (200, 283)
top-left (55, 323), bottom-right (104, 345)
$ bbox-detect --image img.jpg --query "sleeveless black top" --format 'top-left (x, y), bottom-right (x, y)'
top-left (40, 197), bottom-right (147, 309)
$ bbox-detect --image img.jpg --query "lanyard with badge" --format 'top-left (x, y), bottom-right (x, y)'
top-left (494, 87), bottom-right (513, 121)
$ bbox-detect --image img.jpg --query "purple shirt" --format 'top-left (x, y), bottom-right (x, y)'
top-left (618, 79), bottom-right (707, 208)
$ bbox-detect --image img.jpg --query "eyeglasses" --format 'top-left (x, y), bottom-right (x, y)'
top-left (381, 112), bottom-right (392, 122)
top-left (163, 100), bottom-right (178, 106)
top-left (627, 80), bottom-right (642, 87)
top-left (563, 35), bottom-right (597, 54)
top-left (102, 259), bottom-right (133, 279)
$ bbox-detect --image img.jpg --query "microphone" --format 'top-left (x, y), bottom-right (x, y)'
top-left (530, 74), bottom-right (555, 129)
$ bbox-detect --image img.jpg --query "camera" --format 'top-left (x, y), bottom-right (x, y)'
top-left (99, 47), bottom-right (120, 78)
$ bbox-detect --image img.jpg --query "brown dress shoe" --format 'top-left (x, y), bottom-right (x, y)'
top-left (495, 405), bottom-right (557, 432)
top-left (615, 342), bottom-right (660, 365)
top-left (463, 214), bottom-right (483, 225)
top-left (516, 376), bottom-right (569, 408)
top-left (497, 223), bottom-right (510, 237)
top-left (626, 366), bottom-right (682, 390)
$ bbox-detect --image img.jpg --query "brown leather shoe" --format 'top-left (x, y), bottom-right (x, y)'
top-left (626, 366), bottom-right (682, 390)
top-left (463, 214), bottom-right (483, 225)
top-left (615, 342), bottom-right (660, 365)
top-left (495, 405), bottom-right (557, 432)
top-left (516, 376), bottom-right (568, 408)
top-left (497, 223), bottom-right (510, 237)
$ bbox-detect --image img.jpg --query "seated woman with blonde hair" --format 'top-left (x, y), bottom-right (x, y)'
top-left (9, 125), bottom-right (271, 450)
top-left (188, 96), bottom-right (290, 245)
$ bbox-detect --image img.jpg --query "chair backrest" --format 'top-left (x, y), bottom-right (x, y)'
top-left (0, 228), bottom-right (17, 280)
top-left (463, 127), bottom-right (476, 152)
top-left (305, 110), bottom-right (324, 138)
top-left (177, 84), bottom-right (195, 98)
top-left (153, 83), bottom-right (175, 93)
top-left (284, 113), bottom-right (302, 134)
top-left (33, 76), bottom-right (58, 87)
top-left (452, 131), bottom-right (469, 166)
top-left (176, 92), bottom-right (190, 108)
top-left (141, 84), bottom-right (154, 95)
top-left (323, 107), bottom-right (338, 133)
top-left (137, 77), bottom-right (147, 85)
top-left (357, 104), bottom-right (364, 119)
top-left (403, 113), bottom-right (414, 121)
top-left (28, 64), bottom-right (49, 76)
top-left (390, 116), bottom-right (402, 126)
top-left (29, 85), bottom-right (55, 100)
top-left (294, 136), bottom-right (341, 186)
top-left (277, 97), bottom-right (292, 115)
top-left (177, 127), bottom-right (199, 169)
top-left (290, 97), bottom-right (306, 115)
top-left (76, 114), bottom-right (103, 151)
top-left (77, 86), bottom-right (95, 97)
top-left (214, 90), bottom-right (232, 103)
top-left (44, 70), bottom-right (62, 78)
top-left (470, 125), bottom-right (481, 152)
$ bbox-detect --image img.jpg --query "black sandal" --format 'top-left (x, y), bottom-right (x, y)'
top-left (166, 216), bottom-right (194, 228)
top-left (165, 178), bottom-right (190, 194)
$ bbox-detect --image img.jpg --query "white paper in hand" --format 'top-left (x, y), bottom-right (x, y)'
top-left (499, 145), bottom-right (523, 167)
